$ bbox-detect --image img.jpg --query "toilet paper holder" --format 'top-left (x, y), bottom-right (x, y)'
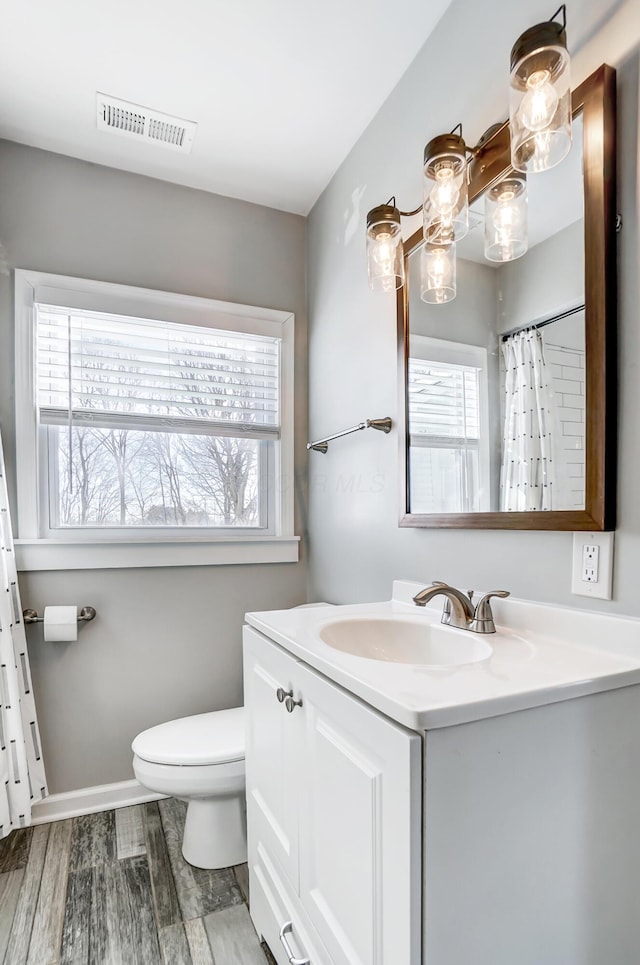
top-left (23, 606), bottom-right (97, 625)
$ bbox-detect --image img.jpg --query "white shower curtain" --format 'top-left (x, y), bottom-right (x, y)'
top-left (500, 330), bottom-right (557, 512)
top-left (0, 430), bottom-right (47, 838)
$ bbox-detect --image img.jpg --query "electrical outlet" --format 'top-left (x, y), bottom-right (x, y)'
top-left (582, 544), bottom-right (599, 582)
top-left (572, 532), bottom-right (614, 600)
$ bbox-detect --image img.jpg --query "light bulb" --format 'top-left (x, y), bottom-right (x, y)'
top-left (431, 249), bottom-right (452, 286)
top-left (494, 199), bottom-right (519, 230)
top-left (420, 243), bottom-right (456, 304)
top-left (430, 166), bottom-right (460, 223)
top-left (372, 232), bottom-right (395, 273)
top-left (518, 69), bottom-right (559, 132)
top-left (531, 131), bottom-right (553, 172)
top-left (484, 176), bottom-right (528, 262)
top-left (366, 204), bottom-right (405, 292)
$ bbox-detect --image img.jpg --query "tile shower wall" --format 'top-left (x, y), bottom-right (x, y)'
top-left (546, 341), bottom-right (586, 508)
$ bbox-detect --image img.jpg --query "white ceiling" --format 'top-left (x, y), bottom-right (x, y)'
top-left (0, 0), bottom-right (453, 214)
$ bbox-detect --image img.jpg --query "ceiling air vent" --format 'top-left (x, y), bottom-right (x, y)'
top-left (96, 93), bottom-right (197, 154)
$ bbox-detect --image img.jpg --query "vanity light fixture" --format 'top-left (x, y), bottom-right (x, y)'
top-left (366, 4), bottom-right (570, 297)
top-left (423, 127), bottom-right (469, 245)
top-left (509, 5), bottom-right (571, 173)
top-left (366, 201), bottom-right (405, 292)
top-left (420, 243), bottom-right (457, 303)
top-left (484, 174), bottom-right (528, 262)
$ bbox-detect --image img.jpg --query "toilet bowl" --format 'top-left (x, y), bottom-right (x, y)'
top-left (132, 707), bottom-right (246, 870)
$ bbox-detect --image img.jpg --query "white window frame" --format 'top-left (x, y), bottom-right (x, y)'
top-left (408, 335), bottom-right (491, 513)
top-left (14, 270), bottom-right (298, 570)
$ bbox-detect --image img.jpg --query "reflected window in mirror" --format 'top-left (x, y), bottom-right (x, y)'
top-left (408, 338), bottom-right (490, 514)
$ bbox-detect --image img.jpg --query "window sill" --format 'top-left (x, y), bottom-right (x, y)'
top-left (14, 536), bottom-right (300, 571)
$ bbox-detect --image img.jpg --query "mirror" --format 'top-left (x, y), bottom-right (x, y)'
top-left (398, 65), bottom-right (616, 530)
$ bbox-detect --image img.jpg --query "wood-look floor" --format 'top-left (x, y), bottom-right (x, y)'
top-left (0, 799), bottom-right (277, 965)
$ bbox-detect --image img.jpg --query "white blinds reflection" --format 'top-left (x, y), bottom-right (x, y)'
top-left (408, 357), bottom-right (480, 445)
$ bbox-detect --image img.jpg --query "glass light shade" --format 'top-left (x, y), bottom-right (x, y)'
top-left (423, 134), bottom-right (468, 244)
top-left (509, 21), bottom-right (571, 173)
top-left (484, 176), bottom-right (528, 262)
top-left (420, 243), bottom-right (456, 304)
top-left (366, 205), bottom-right (405, 292)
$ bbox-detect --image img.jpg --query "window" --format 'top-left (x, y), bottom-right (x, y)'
top-left (37, 307), bottom-right (278, 532)
top-left (408, 336), bottom-right (490, 514)
top-left (14, 271), bottom-right (297, 569)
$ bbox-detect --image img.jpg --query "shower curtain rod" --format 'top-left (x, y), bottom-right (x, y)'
top-left (501, 303), bottom-right (585, 342)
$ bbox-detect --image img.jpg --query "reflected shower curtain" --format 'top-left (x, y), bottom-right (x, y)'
top-left (500, 330), bottom-right (557, 512)
top-left (0, 430), bottom-right (47, 838)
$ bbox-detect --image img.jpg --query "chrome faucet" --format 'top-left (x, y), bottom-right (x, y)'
top-left (412, 581), bottom-right (509, 633)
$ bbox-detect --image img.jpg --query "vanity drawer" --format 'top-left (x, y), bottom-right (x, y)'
top-left (250, 840), bottom-right (333, 965)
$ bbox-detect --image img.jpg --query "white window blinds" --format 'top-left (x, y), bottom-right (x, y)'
top-left (36, 305), bottom-right (281, 439)
top-left (408, 357), bottom-right (480, 447)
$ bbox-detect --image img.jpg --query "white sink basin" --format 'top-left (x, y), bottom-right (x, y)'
top-left (318, 616), bottom-right (493, 667)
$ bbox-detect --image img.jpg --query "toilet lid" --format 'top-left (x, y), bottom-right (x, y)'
top-left (132, 707), bottom-right (245, 766)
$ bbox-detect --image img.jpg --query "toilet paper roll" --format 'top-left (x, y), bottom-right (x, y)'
top-left (43, 605), bottom-right (78, 642)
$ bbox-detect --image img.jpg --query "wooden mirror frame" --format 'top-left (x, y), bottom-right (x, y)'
top-left (397, 64), bottom-right (616, 531)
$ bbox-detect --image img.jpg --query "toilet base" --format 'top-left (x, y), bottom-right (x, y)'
top-left (181, 795), bottom-right (247, 870)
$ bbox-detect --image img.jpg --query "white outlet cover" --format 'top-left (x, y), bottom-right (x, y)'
top-left (572, 532), bottom-right (614, 600)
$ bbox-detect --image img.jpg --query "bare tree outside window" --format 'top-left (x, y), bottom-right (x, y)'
top-left (54, 428), bottom-right (261, 527)
top-left (39, 306), bottom-right (277, 531)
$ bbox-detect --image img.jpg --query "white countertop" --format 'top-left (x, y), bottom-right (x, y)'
top-left (245, 581), bottom-right (640, 730)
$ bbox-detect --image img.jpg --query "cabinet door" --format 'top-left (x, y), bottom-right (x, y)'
top-left (251, 841), bottom-right (333, 965)
top-left (297, 662), bottom-right (422, 965)
top-left (243, 626), bottom-right (302, 889)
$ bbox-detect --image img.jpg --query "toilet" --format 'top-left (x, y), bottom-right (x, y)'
top-left (132, 707), bottom-right (246, 870)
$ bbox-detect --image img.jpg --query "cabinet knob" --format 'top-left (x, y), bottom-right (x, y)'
top-left (279, 921), bottom-right (310, 965)
top-left (276, 687), bottom-right (293, 703)
top-left (284, 695), bottom-right (303, 714)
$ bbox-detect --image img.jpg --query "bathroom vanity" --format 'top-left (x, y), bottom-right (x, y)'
top-left (243, 583), bottom-right (640, 965)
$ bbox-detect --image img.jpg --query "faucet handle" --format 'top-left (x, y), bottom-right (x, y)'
top-left (479, 589), bottom-right (510, 603)
top-left (471, 590), bottom-right (510, 633)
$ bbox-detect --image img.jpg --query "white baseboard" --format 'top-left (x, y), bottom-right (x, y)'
top-left (31, 779), bottom-right (167, 825)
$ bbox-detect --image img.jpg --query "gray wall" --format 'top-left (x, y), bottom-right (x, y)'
top-left (409, 255), bottom-right (497, 346)
top-left (306, 0), bottom-right (640, 612)
top-left (498, 219), bottom-right (585, 333)
top-left (0, 141), bottom-right (308, 792)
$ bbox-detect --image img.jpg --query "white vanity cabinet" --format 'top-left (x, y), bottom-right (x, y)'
top-left (243, 625), bottom-right (422, 965)
top-left (244, 584), bottom-right (640, 964)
